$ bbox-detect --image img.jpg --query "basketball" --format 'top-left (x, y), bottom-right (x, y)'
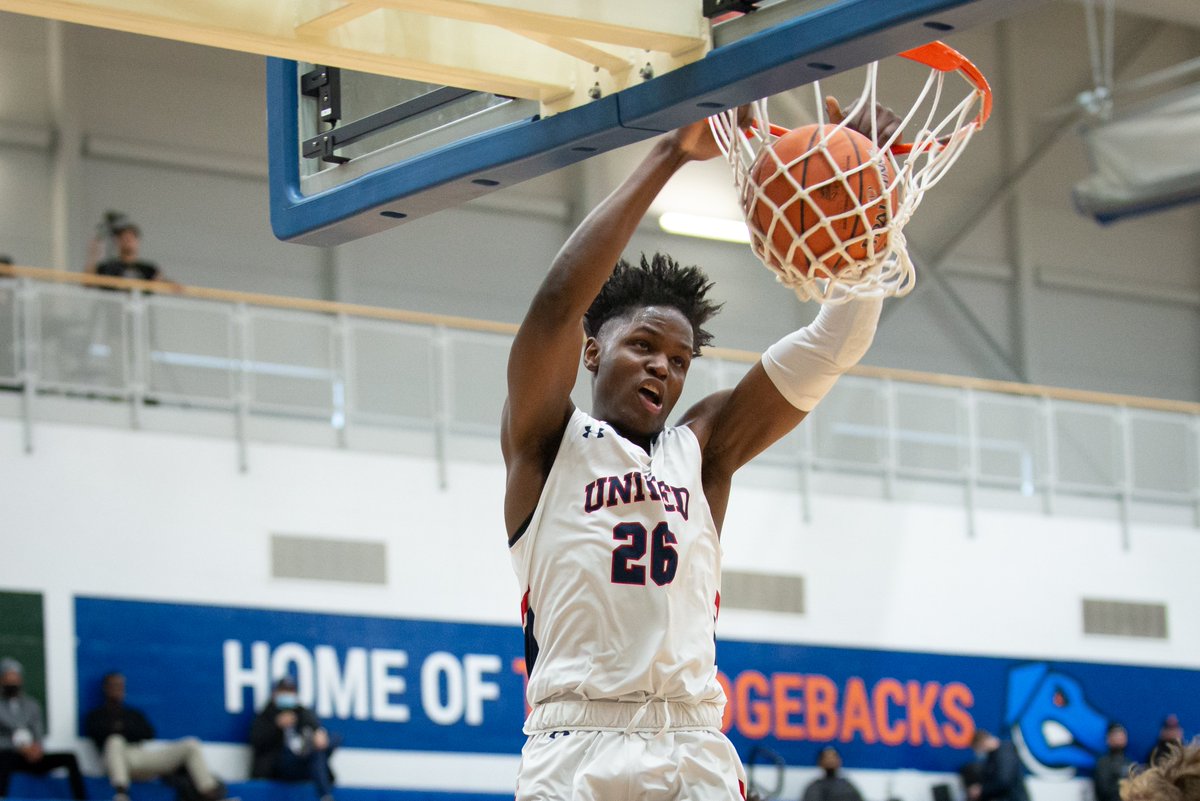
top-left (749, 123), bottom-right (895, 276)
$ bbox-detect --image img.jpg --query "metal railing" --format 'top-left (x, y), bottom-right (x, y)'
top-left (2, 265), bottom-right (1197, 544)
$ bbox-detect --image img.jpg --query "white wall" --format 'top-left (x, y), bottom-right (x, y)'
top-left (0, 416), bottom-right (1196, 798)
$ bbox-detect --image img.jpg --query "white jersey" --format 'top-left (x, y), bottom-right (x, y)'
top-left (510, 407), bottom-right (726, 729)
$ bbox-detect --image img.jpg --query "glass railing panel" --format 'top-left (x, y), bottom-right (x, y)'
top-left (446, 333), bottom-right (508, 432)
top-left (974, 394), bottom-right (1042, 494)
top-left (0, 279), bottom-right (16, 383)
top-left (145, 296), bottom-right (237, 405)
top-left (893, 384), bottom-right (967, 479)
top-left (1054, 402), bottom-right (1122, 493)
top-left (36, 284), bottom-right (128, 393)
top-left (347, 321), bottom-right (436, 424)
top-left (246, 309), bottom-right (337, 416)
top-left (1, 268), bottom-right (1196, 520)
top-left (1129, 411), bottom-right (1195, 499)
top-left (811, 376), bottom-right (887, 471)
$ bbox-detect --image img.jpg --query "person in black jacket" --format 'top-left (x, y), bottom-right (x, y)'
top-left (962, 729), bottom-right (1030, 801)
top-left (249, 678), bottom-right (335, 801)
top-left (801, 747), bottom-right (865, 801)
top-left (1093, 723), bottom-right (1134, 801)
top-left (1146, 714), bottom-right (1184, 767)
top-left (84, 672), bottom-right (226, 801)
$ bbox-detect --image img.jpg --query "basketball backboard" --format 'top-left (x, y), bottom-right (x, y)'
top-left (267, 0), bottom-right (1045, 246)
top-left (0, 0), bottom-right (1046, 246)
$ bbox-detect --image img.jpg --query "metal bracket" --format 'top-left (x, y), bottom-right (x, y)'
top-left (301, 85), bottom-right (478, 165)
top-left (301, 66), bottom-right (349, 165)
top-left (301, 65), bottom-right (342, 125)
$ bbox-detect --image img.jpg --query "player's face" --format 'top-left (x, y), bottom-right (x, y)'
top-left (585, 305), bottom-right (694, 446)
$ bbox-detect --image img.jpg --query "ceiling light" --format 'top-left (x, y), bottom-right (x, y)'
top-left (658, 212), bottom-right (751, 244)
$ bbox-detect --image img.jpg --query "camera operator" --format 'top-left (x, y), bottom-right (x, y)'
top-left (84, 213), bottom-right (169, 285)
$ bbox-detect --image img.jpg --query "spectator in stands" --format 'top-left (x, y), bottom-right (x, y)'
top-left (961, 728), bottom-right (1029, 801)
top-left (1121, 741), bottom-right (1200, 801)
top-left (1148, 715), bottom-right (1185, 767)
top-left (801, 746), bottom-right (864, 801)
top-left (85, 220), bottom-right (163, 282)
top-left (0, 657), bottom-right (87, 800)
top-left (250, 677), bottom-right (336, 801)
top-left (84, 671), bottom-right (227, 801)
top-left (1095, 723), bottom-right (1136, 801)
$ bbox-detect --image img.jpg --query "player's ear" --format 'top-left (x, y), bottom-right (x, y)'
top-left (583, 337), bottom-right (601, 374)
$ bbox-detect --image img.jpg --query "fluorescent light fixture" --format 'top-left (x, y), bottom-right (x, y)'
top-left (659, 212), bottom-right (751, 244)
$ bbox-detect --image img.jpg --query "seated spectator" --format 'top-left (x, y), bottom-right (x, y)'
top-left (962, 729), bottom-right (1029, 801)
top-left (84, 672), bottom-right (227, 801)
top-left (250, 678), bottom-right (336, 801)
top-left (1095, 723), bottom-right (1136, 801)
top-left (0, 657), bottom-right (87, 800)
top-left (1148, 715), bottom-right (1185, 767)
top-left (1121, 741), bottom-right (1200, 801)
top-left (802, 746), bottom-right (864, 801)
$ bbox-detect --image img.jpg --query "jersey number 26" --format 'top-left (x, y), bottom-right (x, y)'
top-left (611, 522), bottom-right (678, 586)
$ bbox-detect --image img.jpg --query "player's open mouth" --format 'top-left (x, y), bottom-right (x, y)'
top-left (638, 384), bottom-right (663, 413)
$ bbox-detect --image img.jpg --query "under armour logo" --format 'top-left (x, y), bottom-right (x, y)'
top-left (583, 425), bottom-right (605, 439)
top-left (549, 730), bottom-right (571, 739)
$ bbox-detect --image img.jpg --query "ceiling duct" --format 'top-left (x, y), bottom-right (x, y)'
top-left (1073, 82), bottom-right (1200, 223)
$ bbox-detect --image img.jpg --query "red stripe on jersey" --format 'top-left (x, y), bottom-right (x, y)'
top-left (738, 779), bottom-right (746, 799)
top-left (520, 589), bottom-right (530, 622)
top-left (715, 591), bottom-right (721, 620)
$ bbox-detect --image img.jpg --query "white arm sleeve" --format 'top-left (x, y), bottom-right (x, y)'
top-left (761, 297), bottom-right (882, 412)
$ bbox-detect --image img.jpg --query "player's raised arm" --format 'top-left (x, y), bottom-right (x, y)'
top-left (682, 98), bottom-right (900, 526)
top-left (682, 295), bottom-right (882, 526)
top-left (501, 121), bottom-right (724, 534)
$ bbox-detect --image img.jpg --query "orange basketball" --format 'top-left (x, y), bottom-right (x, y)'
top-left (749, 124), bottom-right (894, 276)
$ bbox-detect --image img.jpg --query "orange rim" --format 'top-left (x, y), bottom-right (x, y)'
top-left (898, 40), bottom-right (992, 129)
top-left (741, 41), bottom-right (991, 156)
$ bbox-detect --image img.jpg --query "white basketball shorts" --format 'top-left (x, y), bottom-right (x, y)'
top-left (516, 727), bottom-right (747, 801)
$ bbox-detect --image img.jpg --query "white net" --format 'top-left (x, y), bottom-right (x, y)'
top-left (709, 43), bottom-right (990, 303)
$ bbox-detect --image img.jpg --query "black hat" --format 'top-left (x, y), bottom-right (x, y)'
top-left (273, 676), bottom-right (297, 691)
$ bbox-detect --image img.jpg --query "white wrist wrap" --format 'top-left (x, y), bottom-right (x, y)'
top-left (761, 297), bottom-right (882, 411)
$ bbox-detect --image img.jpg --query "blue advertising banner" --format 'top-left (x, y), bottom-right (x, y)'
top-left (75, 597), bottom-right (1199, 777)
top-left (75, 597), bottom-right (529, 755)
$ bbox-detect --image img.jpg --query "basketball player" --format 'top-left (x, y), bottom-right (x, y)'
top-left (503, 106), bottom-right (893, 800)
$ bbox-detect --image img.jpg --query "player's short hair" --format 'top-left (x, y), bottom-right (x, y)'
top-left (583, 253), bottom-right (721, 357)
top-left (971, 729), bottom-right (991, 749)
top-left (1121, 742), bottom-right (1200, 801)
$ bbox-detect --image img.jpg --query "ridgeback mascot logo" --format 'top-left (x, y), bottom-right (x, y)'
top-left (1005, 663), bottom-right (1109, 778)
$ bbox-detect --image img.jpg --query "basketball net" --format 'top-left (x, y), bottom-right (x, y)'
top-left (709, 42), bottom-right (992, 303)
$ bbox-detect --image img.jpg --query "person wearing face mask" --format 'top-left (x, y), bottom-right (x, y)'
top-left (249, 677), bottom-right (336, 801)
top-left (0, 658), bottom-right (88, 800)
top-left (801, 747), bottom-right (865, 801)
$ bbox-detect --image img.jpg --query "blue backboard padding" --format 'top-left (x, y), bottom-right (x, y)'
top-left (267, 0), bottom-right (1041, 245)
